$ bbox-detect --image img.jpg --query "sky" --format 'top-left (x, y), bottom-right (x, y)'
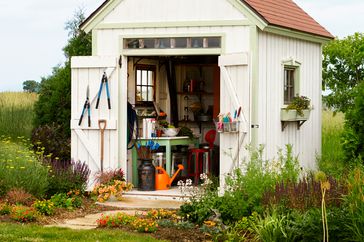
top-left (0, 0), bottom-right (363, 92)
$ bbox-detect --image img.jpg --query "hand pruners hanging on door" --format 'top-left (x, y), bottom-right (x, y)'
top-left (78, 85), bottom-right (91, 127)
top-left (95, 72), bottom-right (111, 109)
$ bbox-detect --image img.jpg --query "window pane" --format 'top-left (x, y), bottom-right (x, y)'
top-left (175, 38), bottom-right (187, 48)
top-left (148, 71), bottom-right (153, 85)
top-left (191, 37), bottom-right (203, 48)
top-left (136, 70), bottom-right (142, 85)
top-left (147, 87), bottom-right (154, 101)
top-left (142, 86), bottom-right (147, 101)
top-left (136, 86), bottom-right (142, 101)
top-left (208, 37), bottom-right (221, 48)
top-left (141, 70), bottom-right (147, 85)
top-left (284, 68), bottom-right (295, 104)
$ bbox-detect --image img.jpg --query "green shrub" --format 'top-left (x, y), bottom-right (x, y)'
top-left (0, 137), bottom-right (48, 198)
top-left (344, 165), bottom-right (364, 240)
top-left (31, 124), bottom-right (70, 162)
top-left (50, 193), bottom-right (82, 210)
top-left (179, 145), bottom-right (300, 225)
top-left (45, 160), bottom-right (90, 197)
top-left (290, 207), bottom-right (352, 242)
top-left (342, 81), bottom-right (364, 162)
top-left (10, 205), bottom-right (37, 223)
top-left (33, 200), bottom-right (55, 216)
top-left (250, 210), bottom-right (298, 242)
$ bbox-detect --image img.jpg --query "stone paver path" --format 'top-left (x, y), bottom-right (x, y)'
top-left (45, 197), bottom-right (184, 230)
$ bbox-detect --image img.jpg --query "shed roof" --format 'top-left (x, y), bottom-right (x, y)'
top-left (241, 0), bottom-right (333, 39)
top-left (81, 0), bottom-right (333, 39)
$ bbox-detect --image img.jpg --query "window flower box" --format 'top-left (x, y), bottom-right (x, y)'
top-left (280, 109), bottom-right (310, 121)
top-left (281, 95), bottom-right (311, 131)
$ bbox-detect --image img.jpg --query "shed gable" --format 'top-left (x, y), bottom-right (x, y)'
top-left (103, 0), bottom-right (247, 24)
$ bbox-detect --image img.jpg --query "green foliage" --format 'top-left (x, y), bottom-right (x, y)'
top-left (31, 124), bottom-right (70, 162)
top-left (33, 10), bottom-right (91, 140)
top-left (285, 95), bottom-right (311, 116)
top-left (250, 210), bottom-right (298, 242)
top-left (45, 160), bottom-right (90, 197)
top-left (23, 80), bottom-right (40, 93)
top-left (0, 92), bottom-right (38, 138)
top-left (344, 165), bottom-right (364, 240)
top-left (323, 32), bottom-right (364, 113)
top-left (179, 145), bottom-right (300, 225)
top-left (342, 82), bottom-right (364, 161)
top-left (50, 193), bottom-right (82, 210)
top-left (33, 200), bottom-right (55, 215)
top-left (10, 205), bottom-right (37, 223)
top-left (0, 136), bottom-right (49, 198)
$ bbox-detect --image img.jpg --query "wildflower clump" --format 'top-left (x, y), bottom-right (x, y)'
top-left (33, 199), bottom-right (55, 215)
top-left (10, 205), bottom-right (37, 222)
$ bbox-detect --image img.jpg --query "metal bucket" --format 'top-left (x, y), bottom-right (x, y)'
top-left (138, 159), bottom-right (155, 191)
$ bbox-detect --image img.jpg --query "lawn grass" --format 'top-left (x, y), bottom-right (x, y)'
top-left (320, 110), bottom-right (346, 177)
top-left (0, 92), bottom-right (37, 138)
top-left (0, 223), bottom-right (163, 242)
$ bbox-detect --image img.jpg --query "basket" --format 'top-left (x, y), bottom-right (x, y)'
top-left (214, 120), bottom-right (239, 133)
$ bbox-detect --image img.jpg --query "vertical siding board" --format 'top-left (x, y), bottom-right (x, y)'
top-left (258, 31), bottom-right (322, 169)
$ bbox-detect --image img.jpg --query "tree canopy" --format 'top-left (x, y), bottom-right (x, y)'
top-left (323, 32), bottom-right (364, 113)
top-left (23, 80), bottom-right (40, 93)
top-left (33, 9), bottom-right (91, 138)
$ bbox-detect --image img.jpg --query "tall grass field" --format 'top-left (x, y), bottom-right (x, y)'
top-left (321, 110), bottom-right (345, 176)
top-left (0, 92), bottom-right (37, 138)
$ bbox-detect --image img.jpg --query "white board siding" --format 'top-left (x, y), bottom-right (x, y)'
top-left (257, 31), bottom-right (321, 170)
top-left (103, 0), bottom-right (247, 24)
top-left (219, 54), bottom-right (250, 189)
top-left (93, 25), bottom-right (251, 56)
top-left (71, 56), bottom-right (119, 188)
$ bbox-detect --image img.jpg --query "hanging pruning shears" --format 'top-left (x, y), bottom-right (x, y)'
top-left (78, 85), bottom-right (91, 127)
top-left (95, 72), bottom-right (111, 109)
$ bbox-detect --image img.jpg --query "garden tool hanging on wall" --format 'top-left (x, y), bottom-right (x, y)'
top-left (95, 72), bottom-right (111, 109)
top-left (98, 119), bottom-right (107, 172)
top-left (78, 85), bottom-right (91, 127)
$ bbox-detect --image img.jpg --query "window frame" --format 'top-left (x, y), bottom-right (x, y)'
top-left (282, 58), bottom-right (301, 105)
top-left (135, 64), bottom-right (156, 103)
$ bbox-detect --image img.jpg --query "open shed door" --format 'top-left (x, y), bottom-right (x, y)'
top-left (71, 56), bottom-right (119, 188)
top-left (218, 53), bottom-right (250, 189)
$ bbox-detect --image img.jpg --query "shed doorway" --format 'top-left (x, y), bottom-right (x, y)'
top-left (126, 55), bottom-right (220, 187)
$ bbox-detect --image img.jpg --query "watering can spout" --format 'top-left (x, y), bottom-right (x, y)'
top-left (169, 164), bottom-right (184, 186)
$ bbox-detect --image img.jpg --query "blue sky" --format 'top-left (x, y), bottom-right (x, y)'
top-left (0, 0), bottom-right (363, 92)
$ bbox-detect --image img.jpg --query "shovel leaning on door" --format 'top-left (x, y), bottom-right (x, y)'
top-left (98, 119), bottom-right (107, 172)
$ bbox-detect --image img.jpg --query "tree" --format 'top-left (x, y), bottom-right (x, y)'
top-left (23, 80), bottom-right (40, 93)
top-left (323, 32), bottom-right (364, 113)
top-left (342, 82), bottom-right (364, 162)
top-left (33, 9), bottom-right (91, 139)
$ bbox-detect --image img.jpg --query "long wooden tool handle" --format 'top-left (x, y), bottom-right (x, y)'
top-left (98, 120), bottom-right (107, 172)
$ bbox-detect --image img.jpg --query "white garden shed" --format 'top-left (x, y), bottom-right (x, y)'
top-left (71, 0), bottom-right (333, 188)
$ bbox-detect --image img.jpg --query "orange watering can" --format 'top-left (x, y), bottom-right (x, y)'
top-left (155, 164), bottom-right (184, 190)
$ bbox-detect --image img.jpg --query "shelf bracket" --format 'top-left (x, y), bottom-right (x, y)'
top-left (281, 120), bottom-right (307, 131)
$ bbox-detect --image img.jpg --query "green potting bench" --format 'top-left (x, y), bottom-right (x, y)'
top-left (132, 136), bottom-right (199, 186)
